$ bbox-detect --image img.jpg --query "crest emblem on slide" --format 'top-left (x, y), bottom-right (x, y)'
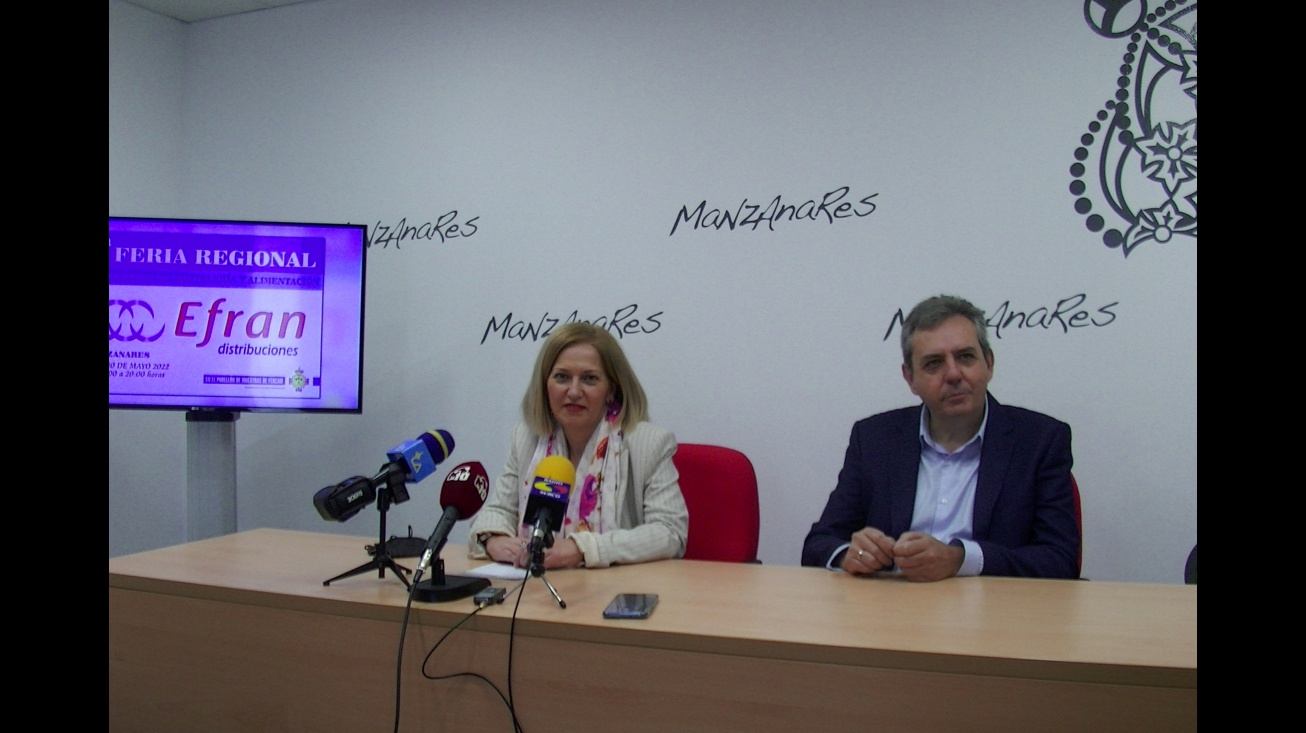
top-left (1070, 0), bottom-right (1197, 257)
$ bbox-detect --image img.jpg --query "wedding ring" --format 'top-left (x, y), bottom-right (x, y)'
top-left (857, 548), bottom-right (865, 559)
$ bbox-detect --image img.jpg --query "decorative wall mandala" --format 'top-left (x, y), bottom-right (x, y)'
top-left (1072, 0), bottom-right (1196, 257)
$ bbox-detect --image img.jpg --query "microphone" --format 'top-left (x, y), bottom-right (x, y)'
top-left (524, 455), bottom-right (576, 561)
top-left (312, 476), bottom-right (376, 522)
top-left (313, 429), bottom-right (454, 522)
top-left (417, 462), bottom-right (491, 573)
top-left (412, 462), bottom-right (494, 603)
top-left (369, 429), bottom-right (456, 504)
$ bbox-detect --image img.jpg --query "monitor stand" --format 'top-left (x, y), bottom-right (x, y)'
top-left (186, 409), bottom-right (238, 541)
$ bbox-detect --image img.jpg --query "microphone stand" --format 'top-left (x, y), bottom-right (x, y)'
top-left (528, 528), bottom-right (567, 609)
top-left (323, 477), bottom-right (413, 589)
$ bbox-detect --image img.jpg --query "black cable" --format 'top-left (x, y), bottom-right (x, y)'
top-left (391, 566), bottom-right (428, 733)
top-left (391, 566), bottom-right (511, 732)
top-left (505, 578), bottom-right (528, 731)
top-left (416, 578), bottom-right (529, 733)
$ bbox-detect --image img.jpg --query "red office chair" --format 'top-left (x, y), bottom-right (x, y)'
top-left (672, 444), bottom-right (760, 563)
top-left (1071, 473), bottom-right (1083, 578)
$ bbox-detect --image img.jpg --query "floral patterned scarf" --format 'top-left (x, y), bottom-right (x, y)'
top-left (517, 401), bottom-right (623, 538)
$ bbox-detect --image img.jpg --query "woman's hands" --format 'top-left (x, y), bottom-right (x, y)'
top-left (484, 535), bottom-right (584, 569)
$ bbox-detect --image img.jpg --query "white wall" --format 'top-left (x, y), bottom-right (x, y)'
top-left (109, 0), bottom-right (1197, 583)
top-left (109, 0), bottom-right (189, 555)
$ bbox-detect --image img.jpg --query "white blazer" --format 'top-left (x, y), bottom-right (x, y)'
top-left (468, 421), bottom-right (688, 567)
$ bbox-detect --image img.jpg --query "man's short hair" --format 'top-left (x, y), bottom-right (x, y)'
top-left (900, 295), bottom-right (993, 371)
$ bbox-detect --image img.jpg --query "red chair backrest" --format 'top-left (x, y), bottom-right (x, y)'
top-left (672, 444), bottom-right (760, 563)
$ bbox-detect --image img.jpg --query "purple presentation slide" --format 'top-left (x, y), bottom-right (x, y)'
top-left (109, 218), bottom-right (365, 412)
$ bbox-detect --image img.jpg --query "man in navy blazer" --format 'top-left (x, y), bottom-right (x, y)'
top-left (801, 295), bottom-right (1080, 580)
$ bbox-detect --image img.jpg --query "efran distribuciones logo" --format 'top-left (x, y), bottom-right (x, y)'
top-left (109, 299), bottom-right (165, 343)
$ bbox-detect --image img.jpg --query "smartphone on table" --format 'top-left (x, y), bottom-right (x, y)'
top-left (602, 593), bottom-right (659, 619)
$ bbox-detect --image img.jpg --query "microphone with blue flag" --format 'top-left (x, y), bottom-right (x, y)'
top-left (383, 429), bottom-right (456, 485)
top-left (313, 429), bottom-right (455, 521)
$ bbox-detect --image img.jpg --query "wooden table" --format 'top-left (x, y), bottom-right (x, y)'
top-left (109, 529), bottom-right (1196, 732)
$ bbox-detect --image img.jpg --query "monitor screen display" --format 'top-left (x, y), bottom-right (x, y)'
top-left (109, 217), bottom-right (366, 413)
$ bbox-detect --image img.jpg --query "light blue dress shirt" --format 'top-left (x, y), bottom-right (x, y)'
top-left (911, 401), bottom-right (988, 576)
top-left (826, 398), bottom-right (989, 575)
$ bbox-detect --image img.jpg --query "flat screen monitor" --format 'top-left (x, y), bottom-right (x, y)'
top-left (109, 217), bottom-right (366, 413)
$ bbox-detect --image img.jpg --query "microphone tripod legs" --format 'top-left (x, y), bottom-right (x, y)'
top-left (529, 555), bottom-right (567, 609)
top-left (323, 552), bottom-right (412, 589)
top-left (322, 482), bottom-right (412, 590)
top-left (538, 573), bottom-right (567, 609)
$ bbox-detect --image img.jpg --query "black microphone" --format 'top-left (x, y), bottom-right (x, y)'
top-left (411, 462), bottom-right (493, 603)
top-left (523, 455), bottom-right (576, 572)
top-left (312, 476), bottom-right (376, 523)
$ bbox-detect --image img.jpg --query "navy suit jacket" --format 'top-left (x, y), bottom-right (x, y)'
top-left (801, 396), bottom-right (1080, 579)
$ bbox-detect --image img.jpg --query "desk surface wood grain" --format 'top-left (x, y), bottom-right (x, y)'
top-left (109, 528), bottom-right (1196, 686)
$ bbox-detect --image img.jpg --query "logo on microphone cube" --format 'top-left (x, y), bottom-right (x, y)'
top-left (532, 477), bottom-right (570, 501)
top-left (388, 439), bottom-right (437, 483)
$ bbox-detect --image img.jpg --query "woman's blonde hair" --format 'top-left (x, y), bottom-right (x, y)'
top-left (521, 322), bottom-right (649, 436)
